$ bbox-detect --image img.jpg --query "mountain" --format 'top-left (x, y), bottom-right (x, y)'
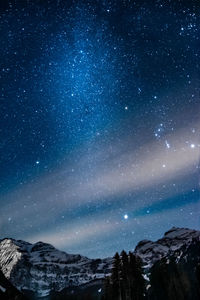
top-left (0, 238), bottom-right (111, 298)
top-left (104, 227), bottom-right (200, 300)
top-left (135, 227), bottom-right (200, 267)
top-left (147, 237), bottom-right (200, 300)
top-left (0, 227), bottom-right (200, 299)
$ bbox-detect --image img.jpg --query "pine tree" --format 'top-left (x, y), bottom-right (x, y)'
top-left (111, 252), bottom-right (121, 300)
top-left (120, 250), bottom-right (129, 300)
top-left (102, 251), bottom-right (146, 300)
top-left (196, 263), bottom-right (200, 297)
top-left (197, 263), bottom-right (200, 283)
top-left (102, 276), bottom-right (111, 300)
top-left (149, 256), bottom-right (189, 300)
top-left (129, 252), bottom-right (145, 300)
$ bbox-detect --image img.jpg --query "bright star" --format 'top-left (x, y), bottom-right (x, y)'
top-left (165, 140), bottom-right (170, 149)
top-left (124, 214), bottom-right (128, 220)
top-left (35, 160), bottom-right (40, 165)
top-left (190, 144), bottom-right (195, 149)
top-left (125, 106), bottom-right (128, 110)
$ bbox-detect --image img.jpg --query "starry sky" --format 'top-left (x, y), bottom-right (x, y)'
top-left (0, 0), bottom-right (200, 258)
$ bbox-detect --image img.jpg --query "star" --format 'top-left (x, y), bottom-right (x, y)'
top-left (0, 0), bottom-right (199, 260)
top-left (165, 140), bottom-right (170, 149)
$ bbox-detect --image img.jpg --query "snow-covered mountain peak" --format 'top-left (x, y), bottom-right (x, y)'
top-left (0, 238), bottom-right (111, 297)
top-left (1, 227), bottom-right (200, 297)
top-left (135, 227), bottom-right (200, 266)
top-left (163, 226), bottom-right (199, 239)
top-left (30, 241), bottom-right (55, 251)
top-left (0, 239), bottom-right (24, 278)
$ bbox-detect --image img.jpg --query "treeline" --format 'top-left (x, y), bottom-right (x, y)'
top-left (148, 238), bottom-right (200, 300)
top-left (102, 239), bottom-right (200, 300)
top-left (149, 257), bottom-right (200, 300)
top-left (102, 250), bottom-right (146, 300)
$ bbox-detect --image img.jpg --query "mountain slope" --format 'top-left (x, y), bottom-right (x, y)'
top-left (135, 227), bottom-right (200, 267)
top-left (103, 227), bottom-right (200, 300)
top-left (0, 238), bottom-right (111, 297)
top-left (1, 227), bottom-right (200, 299)
top-left (148, 236), bottom-right (200, 300)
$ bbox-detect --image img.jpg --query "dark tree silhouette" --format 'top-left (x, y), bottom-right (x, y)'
top-left (149, 257), bottom-right (189, 300)
top-left (120, 250), bottom-right (129, 299)
top-left (111, 252), bottom-right (121, 299)
top-left (129, 252), bottom-right (145, 300)
top-left (102, 251), bottom-right (145, 300)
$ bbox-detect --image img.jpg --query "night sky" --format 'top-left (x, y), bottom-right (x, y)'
top-left (0, 0), bottom-right (200, 258)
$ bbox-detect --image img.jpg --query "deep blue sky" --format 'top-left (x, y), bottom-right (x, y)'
top-left (0, 0), bottom-right (200, 258)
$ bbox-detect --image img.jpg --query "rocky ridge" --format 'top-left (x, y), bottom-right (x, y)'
top-left (0, 227), bottom-right (200, 298)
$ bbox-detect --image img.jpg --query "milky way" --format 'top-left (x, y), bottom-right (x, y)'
top-left (0, 0), bottom-right (200, 258)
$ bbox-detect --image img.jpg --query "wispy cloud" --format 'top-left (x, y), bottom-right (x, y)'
top-left (1, 122), bottom-right (199, 255)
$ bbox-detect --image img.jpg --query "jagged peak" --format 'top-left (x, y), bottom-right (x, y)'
top-left (30, 241), bottom-right (55, 252)
top-left (0, 238), bottom-right (31, 246)
top-left (1, 227), bottom-right (200, 297)
top-left (135, 239), bottom-right (153, 250)
top-left (163, 227), bottom-right (199, 239)
top-left (0, 236), bottom-right (111, 297)
top-left (164, 226), bottom-right (180, 235)
top-left (164, 226), bottom-right (197, 236)
top-left (134, 227), bottom-right (200, 267)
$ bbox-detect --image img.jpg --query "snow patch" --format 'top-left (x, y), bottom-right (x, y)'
top-left (0, 284), bottom-right (6, 292)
